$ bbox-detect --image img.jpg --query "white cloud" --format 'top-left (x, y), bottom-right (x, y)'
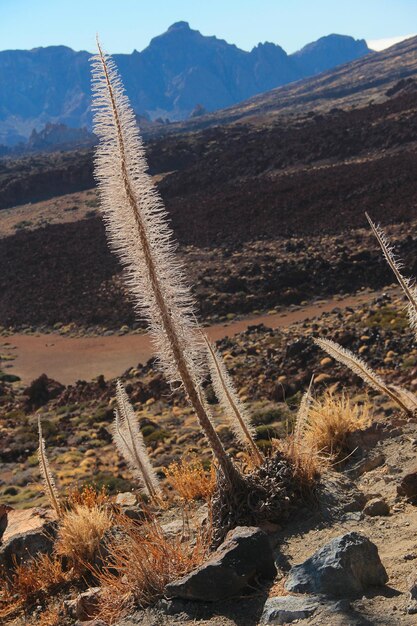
top-left (367, 34), bottom-right (416, 51)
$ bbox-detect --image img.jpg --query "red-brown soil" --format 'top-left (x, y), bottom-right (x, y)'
top-left (2, 290), bottom-right (374, 385)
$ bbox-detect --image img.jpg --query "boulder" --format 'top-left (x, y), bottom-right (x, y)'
top-left (260, 595), bottom-right (321, 624)
top-left (165, 526), bottom-right (276, 601)
top-left (115, 492), bottom-right (137, 507)
top-left (285, 532), bottom-right (388, 596)
top-left (364, 498), bottom-right (390, 517)
top-left (408, 574), bottom-right (417, 614)
top-left (349, 451), bottom-right (385, 478)
top-left (0, 507), bottom-right (56, 572)
top-left (398, 469), bottom-right (417, 500)
top-left (24, 373), bottom-right (65, 410)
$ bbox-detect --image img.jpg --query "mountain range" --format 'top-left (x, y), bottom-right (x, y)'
top-left (0, 21), bottom-right (370, 146)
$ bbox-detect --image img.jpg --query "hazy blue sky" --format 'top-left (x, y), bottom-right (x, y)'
top-left (1, 0), bottom-right (416, 53)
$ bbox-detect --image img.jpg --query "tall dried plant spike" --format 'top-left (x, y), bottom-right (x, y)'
top-left (112, 381), bottom-right (160, 498)
top-left (389, 385), bottom-right (417, 413)
top-left (202, 333), bottom-right (263, 464)
top-left (366, 212), bottom-right (417, 334)
top-left (91, 42), bottom-right (240, 483)
top-left (37, 417), bottom-right (62, 518)
top-left (314, 338), bottom-right (412, 415)
top-left (294, 376), bottom-right (314, 444)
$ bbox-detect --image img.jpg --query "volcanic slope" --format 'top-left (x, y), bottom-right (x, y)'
top-left (1, 38), bottom-right (417, 329)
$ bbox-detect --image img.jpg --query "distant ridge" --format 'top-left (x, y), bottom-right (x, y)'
top-left (0, 23), bottom-right (369, 145)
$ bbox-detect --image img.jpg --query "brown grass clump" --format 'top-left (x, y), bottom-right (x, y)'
top-left (273, 384), bottom-right (326, 488)
top-left (306, 390), bottom-right (371, 457)
top-left (56, 503), bottom-right (112, 573)
top-left (274, 434), bottom-right (326, 487)
top-left (10, 553), bottom-right (68, 600)
top-left (0, 554), bottom-right (68, 620)
top-left (96, 514), bottom-right (211, 624)
top-left (37, 602), bottom-right (63, 626)
top-left (0, 590), bottom-right (22, 622)
top-left (165, 454), bottom-right (216, 502)
top-left (275, 389), bottom-right (370, 486)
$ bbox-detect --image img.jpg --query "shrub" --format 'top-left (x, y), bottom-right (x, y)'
top-left (165, 454), bottom-right (216, 502)
top-left (0, 554), bottom-right (68, 619)
top-left (65, 484), bottom-right (109, 510)
top-left (96, 514), bottom-right (211, 623)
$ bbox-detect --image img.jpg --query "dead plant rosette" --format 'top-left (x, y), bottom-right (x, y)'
top-left (211, 450), bottom-right (301, 547)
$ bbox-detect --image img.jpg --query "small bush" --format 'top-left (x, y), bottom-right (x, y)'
top-left (143, 428), bottom-right (169, 444)
top-left (91, 472), bottom-right (136, 494)
top-left (165, 454), bottom-right (216, 502)
top-left (65, 484), bottom-right (109, 510)
top-left (0, 554), bottom-right (68, 614)
top-left (251, 404), bottom-right (291, 426)
top-left (96, 513), bottom-right (211, 623)
top-left (14, 219), bottom-right (33, 230)
top-left (255, 424), bottom-right (280, 442)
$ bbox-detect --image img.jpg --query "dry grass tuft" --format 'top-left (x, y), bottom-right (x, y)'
top-left (0, 591), bottom-right (22, 621)
top-left (306, 390), bottom-right (371, 457)
top-left (96, 513), bottom-right (211, 624)
top-left (275, 389), bottom-right (370, 485)
top-left (10, 553), bottom-right (68, 600)
top-left (37, 601), bottom-right (63, 626)
top-left (0, 553), bottom-right (68, 621)
top-left (274, 434), bottom-right (326, 487)
top-left (56, 503), bottom-right (112, 573)
top-left (165, 454), bottom-right (216, 502)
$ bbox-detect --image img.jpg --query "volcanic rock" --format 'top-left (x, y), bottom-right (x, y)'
top-left (24, 373), bottom-right (65, 410)
top-left (165, 526), bottom-right (276, 601)
top-left (260, 595), bottom-right (322, 624)
top-left (364, 497), bottom-right (390, 517)
top-left (398, 468), bottom-right (417, 500)
top-left (285, 532), bottom-right (388, 596)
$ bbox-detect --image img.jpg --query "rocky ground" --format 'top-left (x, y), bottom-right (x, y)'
top-left (1, 286), bottom-right (414, 506)
top-left (1, 209), bottom-right (417, 332)
top-left (3, 36), bottom-right (417, 626)
top-left (3, 288), bottom-right (417, 624)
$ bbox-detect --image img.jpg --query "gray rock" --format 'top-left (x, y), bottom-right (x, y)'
top-left (165, 526), bottom-right (276, 601)
top-left (285, 532), bottom-right (388, 596)
top-left (364, 497), bottom-right (390, 517)
top-left (407, 603), bottom-right (417, 615)
top-left (115, 492), bottom-right (137, 507)
top-left (260, 595), bottom-right (321, 624)
top-left (349, 451), bottom-right (385, 478)
top-left (398, 469), bottom-right (417, 500)
top-left (115, 492), bottom-right (144, 522)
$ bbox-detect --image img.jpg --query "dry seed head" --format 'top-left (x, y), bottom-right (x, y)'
top-left (112, 380), bottom-right (160, 497)
top-left (37, 417), bottom-right (62, 518)
top-left (366, 212), bottom-right (417, 336)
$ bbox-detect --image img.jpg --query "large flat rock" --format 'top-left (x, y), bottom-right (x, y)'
top-left (0, 506), bottom-right (56, 572)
